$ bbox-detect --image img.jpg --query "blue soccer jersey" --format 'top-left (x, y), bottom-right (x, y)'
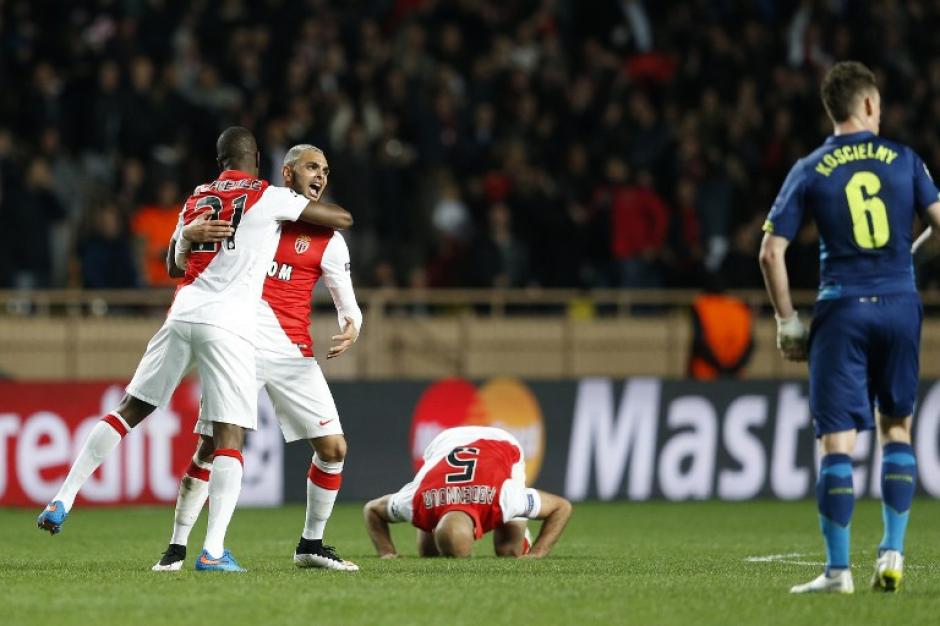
top-left (764, 130), bottom-right (940, 299)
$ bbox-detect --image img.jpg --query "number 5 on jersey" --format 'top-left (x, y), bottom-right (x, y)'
top-left (845, 171), bottom-right (889, 249)
top-left (191, 194), bottom-right (247, 252)
top-left (445, 447), bottom-right (480, 484)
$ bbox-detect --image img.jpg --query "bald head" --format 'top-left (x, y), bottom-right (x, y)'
top-left (216, 126), bottom-right (259, 174)
top-left (434, 511), bottom-right (475, 558)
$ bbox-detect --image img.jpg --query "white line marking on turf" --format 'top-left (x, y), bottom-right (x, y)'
top-left (745, 553), bottom-right (924, 569)
top-left (745, 553), bottom-right (823, 567)
top-left (745, 553), bottom-right (805, 562)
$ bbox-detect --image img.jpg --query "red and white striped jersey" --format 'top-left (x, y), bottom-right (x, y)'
top-left (388, 427), bottom-right (541, 538)
top-left (168, 170), bottom-right (308, 343)
top-left (256, 220), bottom-right (362, 357)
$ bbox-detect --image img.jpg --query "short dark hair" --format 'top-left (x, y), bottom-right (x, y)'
top-left (820, 61), bottom-right (877, 122)
top-left (216, 126), bottom-right (257, 167)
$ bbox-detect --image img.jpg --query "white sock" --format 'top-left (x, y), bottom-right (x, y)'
top-left (203, 451), bottom-right (243, 558)
top-left (302, 456), bottom-right (343, 541)
top-left (53, 413), bottom-right (129, 511)
top-left (169, 455), bottom-right (212, 546)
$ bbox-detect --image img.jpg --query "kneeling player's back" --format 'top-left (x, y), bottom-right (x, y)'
top-left (764, 130), bottom-right (940, 299)
top-left (411, 438), bottom-right (521, 536)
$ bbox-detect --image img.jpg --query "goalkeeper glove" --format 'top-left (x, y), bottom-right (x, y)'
top-left (775, 312), bottom-right (808, 361)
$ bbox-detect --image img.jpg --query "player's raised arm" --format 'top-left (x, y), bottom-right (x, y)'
top-left (522, 491), bottom-right (572, 559)
top-left (363, 496), bottom-right (400, 558)
top-left (298, 201), bottom-right (353, 230)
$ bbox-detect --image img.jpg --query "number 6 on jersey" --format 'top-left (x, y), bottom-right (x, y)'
top-left (845, 171), bottom-right (889, 249)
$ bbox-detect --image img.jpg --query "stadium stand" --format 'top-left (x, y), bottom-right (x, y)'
top-left (4, 0), bottom-right (940, 292)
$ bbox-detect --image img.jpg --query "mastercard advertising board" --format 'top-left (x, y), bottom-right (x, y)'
top-left (409, 378), bottom-right (545, 485)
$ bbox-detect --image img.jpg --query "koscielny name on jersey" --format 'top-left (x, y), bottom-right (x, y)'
top-left (423, 485), bottom-right (497, 509)
top-left (193, 178), bottom-right (264, 195)
top-left (814, 141), bottom-right (899, 177)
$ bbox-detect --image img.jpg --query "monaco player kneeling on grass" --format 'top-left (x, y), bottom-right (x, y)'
top-left (363, 426), bottom-right (572, 559)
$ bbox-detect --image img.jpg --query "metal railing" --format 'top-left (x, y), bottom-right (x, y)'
top-left (0, 287), bottom-right (838, 317)
top-left (2, 288), bottom-right (939, 381)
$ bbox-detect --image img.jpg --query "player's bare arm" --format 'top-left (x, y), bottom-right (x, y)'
top-left (521, 491), bottom-right (572, 559)
top-left (327, 316), bottom-right (359, 359)
top-left (298, 201), bottom-right (353, 230)
top-left (758, 232), bottom-right (807, 362)
top-left (166, 239), bottom-right (185, 278)
top-left (416, 529), bottom-right (440, 557)
top-left (166, 209), bottom-right (235, 277)
top-left (912, 201), bottom-right (940, 265)
top-left (183, 208), bottom-right (235, 244)
top-left (363, 496), bottom-right (399, 558)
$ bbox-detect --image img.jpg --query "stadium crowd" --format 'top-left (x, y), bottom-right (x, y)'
top-left (2, 0), bottom-right (939, 291)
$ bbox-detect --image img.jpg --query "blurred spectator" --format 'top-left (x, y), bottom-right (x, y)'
top-left (720, 221), bottom-right (765, 290)
top-left (663, 177), bottom-right (705, 287)
top-left (467, 202), bottom-right (530, 288)
top-left (599, 161), bottom-right (668, 288)
top-left (80, 203), bottom-right (139, 289)
top-left (2, 1), bottom-right (940, 291)
top-left (0, 128), bottom-right (16, 287)
top-left (131, 180), bottom-right (182, 287)
top-left (7, 157), bottom-right (65, 288)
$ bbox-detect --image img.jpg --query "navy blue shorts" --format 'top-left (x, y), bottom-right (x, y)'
top-left (808, 292), bottom-right (922, 437)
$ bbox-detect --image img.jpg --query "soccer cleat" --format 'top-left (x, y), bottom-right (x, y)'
top-left (294, 538), bottom-right (359, 571)
top-left (871, 550), bottom-right (904, 592)
top-left (37, 500), bottom-right (68, 535)
top-left (521, 528), bottom-right (533, 555)
top-left (789, 569), bottom-right (855, 594)
top-left (194, 549), bottom-right (246, 573)
top-left (152, 544), bottom-right (187, 572)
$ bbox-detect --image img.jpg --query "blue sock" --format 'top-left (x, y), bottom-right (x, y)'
top-left (817, 454), bottom-right (854, 571)
top-left (880, 442), bottom-right (916, 554)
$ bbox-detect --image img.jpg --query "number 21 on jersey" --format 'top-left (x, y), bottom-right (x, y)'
top-left (191, 194), bottom-right (246, 252)
top-left (844, 171), bottom-right (889, 249)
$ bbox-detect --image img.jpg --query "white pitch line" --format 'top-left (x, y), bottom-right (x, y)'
top-left (744, 553), bottom-right (822, 567)
top-left (745, 553), bottom-right (924, 569)
top-left (745, 553), bottom-right (806, 562)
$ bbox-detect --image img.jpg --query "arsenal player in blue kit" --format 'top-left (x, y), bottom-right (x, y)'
top-left (760, 61), bottom-right (940, 593)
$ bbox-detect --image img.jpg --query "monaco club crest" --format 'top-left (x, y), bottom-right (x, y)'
top-left (294, 235), bottom-right (311, 254)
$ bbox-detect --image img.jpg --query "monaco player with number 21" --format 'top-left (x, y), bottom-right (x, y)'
top-left (37, 128), bottom-right (353, 574)
top-left (153, 144), bottom-right (361, 572)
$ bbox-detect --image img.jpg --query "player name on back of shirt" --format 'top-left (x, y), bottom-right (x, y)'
top-left (814, 141), bottom-right (899, 176)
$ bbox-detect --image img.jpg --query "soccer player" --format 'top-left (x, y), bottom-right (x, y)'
top-left (759, 61), bottom-right (940, 593)
top-left (362, 426), bottom-right (572, 559)
top-left (37, 128), bottom-right (353, 573)
top-left (153, 144), bottom-right (361, 572)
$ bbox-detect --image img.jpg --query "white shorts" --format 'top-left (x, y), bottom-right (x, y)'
top-left (195, 351), bottom-right (342, 442)
top-left (127, 320), bottom-right (257, 430)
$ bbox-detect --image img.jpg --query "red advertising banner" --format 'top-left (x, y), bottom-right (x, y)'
top-left (0, 380), bottom-right (202, 506)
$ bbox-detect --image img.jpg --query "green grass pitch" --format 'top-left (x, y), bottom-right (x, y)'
top-left (2, 500), bottom-right (940, 625)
